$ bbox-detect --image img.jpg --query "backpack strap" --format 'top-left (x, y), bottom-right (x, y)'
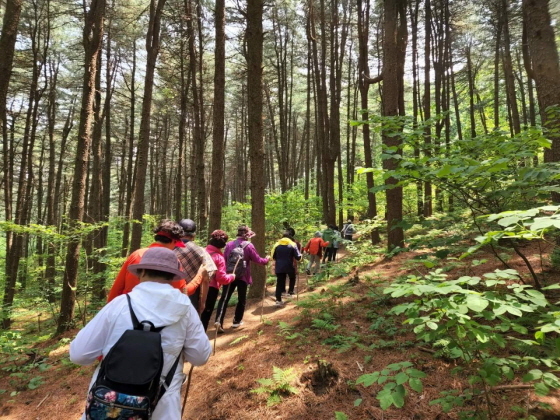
top-left (158, 353), bottom-right (181, 400)
top-left (126, 294), bottom-right (164, 333)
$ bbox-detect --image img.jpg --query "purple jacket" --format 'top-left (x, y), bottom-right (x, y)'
top-left (224, 238), bottom-right (269, 285)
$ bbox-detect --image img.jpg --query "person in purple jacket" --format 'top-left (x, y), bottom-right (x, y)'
top-left (215, 225), bottom-right (269, 332)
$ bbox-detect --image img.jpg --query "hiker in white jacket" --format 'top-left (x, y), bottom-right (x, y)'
top-left (70, 247), bottom-right (211, 420)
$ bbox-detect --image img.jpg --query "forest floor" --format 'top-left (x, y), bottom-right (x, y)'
top-left (1, 241), bottom-right (560, 420)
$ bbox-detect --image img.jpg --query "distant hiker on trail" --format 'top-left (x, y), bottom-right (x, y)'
top-left (322, 224), bottom-right (341, 263)
top-left (70, 247), bottom-right (211, 420)
top-left (200, 230), bottom-right (235, 331)
top-left (284, 227), bottom-right (302, 294)
top-left (303, 231), bottom-right (329, 275)
top-left (107, 220), bottom-right (201, 302)
top-left (175, 218), bottom-right (217, 313)
top-left (271, 231), bottom-right (302, 306)
top-left (215, 225), bottom-right (269, 332)
top-left (342, 219), bottom-right (356, 241)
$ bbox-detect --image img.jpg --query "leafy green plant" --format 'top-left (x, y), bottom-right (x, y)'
top-left (384, 267), bottom-right (560, 418)
top-left (251, 366), bottom-right (299, 406)
top-left (356, 361), bottom-right (426, 410)
top-left (311, 313), bottom-right (339, 331)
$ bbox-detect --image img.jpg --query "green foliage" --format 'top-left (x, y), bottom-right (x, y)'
top-left (356, 361), bottom-right (426, 410)
top-left (334, 412), bottom-right (349, 420)
top-left (463, 205), bottom-right (560, 259)
top-left (251, 366), bottom-right (299, 406)
top-left (383, 267), bottom-right (560, 412)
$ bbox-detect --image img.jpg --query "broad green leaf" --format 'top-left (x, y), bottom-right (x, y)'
top-left (409, 377), bottom-right (423, 393)
top-left (497, 215), bottom-right (521, 227)
top-left (377, 389), bottom-right (393, 410)
top-left (534, 382), bottom-right (550, 396)
top-left (395, 372), bottom-right (409, 385)
top-left (523, 369), bottom-right (543, 382)
top-left (436, 165), bottom-right (452, 177)
top-left (357, 372), bottom-right (379, 387)
top-left (465, 295), bottom-right (489, 312)
top-left (353, 398), bottom-right (363, 407)
top-left (392, 385), bottom-right (406, 408)
top-left (335, 412), bottom-right (349, 420)
top-left (426, 321), bottom-right (438, 330)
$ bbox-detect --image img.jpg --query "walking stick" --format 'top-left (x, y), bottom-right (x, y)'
top-left (296, 271), bottom-right (300, 302)
top-left (260, 272), bottom-right (267, 322)
top-left (213, 281), bottom-right (232, 355)
top-left (181, 364), bottom-right (195, 418)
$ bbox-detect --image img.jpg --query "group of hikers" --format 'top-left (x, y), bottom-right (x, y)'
top-left (69, 217), bottom-right (356, 419)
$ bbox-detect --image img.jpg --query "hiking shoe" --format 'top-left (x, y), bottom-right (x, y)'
top-left (232, 321), bottom-right (244, 328)
top-left (282, 292), bottom-right (289, 297)
top-left (305, 269), bottom-right (311, 275)
top-left (288, 293), bottom-right (296, 297)
top-left (275, 300), bottom-right (285, 307)
top-left (215, 322), bottom-right (225, 334)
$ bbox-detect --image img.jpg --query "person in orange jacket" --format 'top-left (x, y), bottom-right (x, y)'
top-left (107, 219), bottom-right (206, 302)
top-left (302, 231), bottom-right (329, 275)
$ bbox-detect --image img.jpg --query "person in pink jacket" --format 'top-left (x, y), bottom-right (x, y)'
top-left (200, 230), bottom-right (236, 331)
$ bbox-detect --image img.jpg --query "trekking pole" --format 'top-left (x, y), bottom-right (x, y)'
top-left (296, 271), bottom-right (300, 302)
top-left (213, 282), bottom-right (231, 355)
top-left (260, 272), bottom-right (267, 322)
top-left (181, 364), bottom-right (195, 418)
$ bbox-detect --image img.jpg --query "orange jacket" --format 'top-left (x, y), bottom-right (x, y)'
top-left (303, 237), bottom-right (329, 256)
top-left (107, 243), bottom-right (194, 302)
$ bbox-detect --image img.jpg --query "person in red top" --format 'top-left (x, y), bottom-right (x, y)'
top-left (107, 220), bottom-right (206, 302)
top-left (303, 231), bottom-right (329, 275)
top-left (200, 230), bottom-right (236, 331)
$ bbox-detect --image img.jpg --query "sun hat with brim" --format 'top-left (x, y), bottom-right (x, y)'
top-left (127, 248), bottom-right (186, 280)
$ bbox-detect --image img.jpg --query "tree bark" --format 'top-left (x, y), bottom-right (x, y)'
top-left (523, 0), bottom-right (560, 167)
top-left (56, 0), bottom-right (106, 335)
top-left (208, 0), bottom-right (226, 234)
top-left (130, 0), bottom-right (167, 252)
top-left (246, 0), bottom-right (267, 299)
top-left (382, 0), bottom-right (406, 251)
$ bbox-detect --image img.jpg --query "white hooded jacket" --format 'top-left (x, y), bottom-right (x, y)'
top-left (70, 281), bottom-right (211, 420)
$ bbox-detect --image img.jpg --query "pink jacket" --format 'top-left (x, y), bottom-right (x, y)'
top-left (206, 244), bottom-right (235, 289)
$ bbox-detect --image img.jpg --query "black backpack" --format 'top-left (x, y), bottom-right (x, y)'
top-left (85, 295), bottom-right (181, 420)
top-left (225, 240), bottom-right (249, 277)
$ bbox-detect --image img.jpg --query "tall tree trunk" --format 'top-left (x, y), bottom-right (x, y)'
top-left (56, 0), bottom-right (106, 335)
top-left (0, 0), bottom-right (23, 137)
top-left (121, 41), bottom-right (137, 256)
top-left (246, 0), bottom-right (266, 299)
top-left (523, 0), bottom-right (560, 169)
top-left (501, 0), bottom-right (521, 135)
top-left (208, 0), bottom-right (226, 234)
top-left (130, 0), bottom-right (167, 252)
top-left (423, 0), bottom-right (432, 217)
top-left (382, 0), bottom-right (406, 250)
top-left (358, 0), bottom-right (380, 244)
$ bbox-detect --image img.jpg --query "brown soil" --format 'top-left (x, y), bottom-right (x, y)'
top-left (1, 242), bottom-right (559, 419)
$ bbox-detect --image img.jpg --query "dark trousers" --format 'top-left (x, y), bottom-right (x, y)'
top-left (215, 278), bottom-right (247, 326)
top-left (323, 247), bottom-right (337, 262)
top-left (275, 272), bottom-right (296, 301)
top-left (200, 286), bottom-right (220, 331)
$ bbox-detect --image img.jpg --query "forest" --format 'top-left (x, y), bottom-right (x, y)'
top-left (1, 0), bottom-right (560, 418)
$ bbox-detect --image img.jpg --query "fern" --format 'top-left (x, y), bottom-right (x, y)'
top-left (251, 366), bottom-right (299, 406)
